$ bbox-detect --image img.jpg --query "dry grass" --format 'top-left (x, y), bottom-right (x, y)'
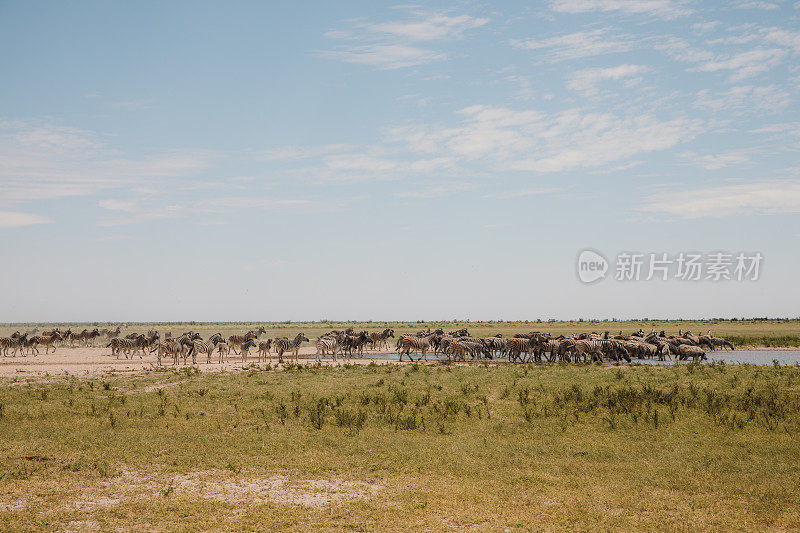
top-left (1, 361), bottom-right (799, 530)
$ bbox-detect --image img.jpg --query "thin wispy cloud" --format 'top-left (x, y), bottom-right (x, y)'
top-left (641, 180), bottom-right (800, 218)
top-left (511, 29), bottom-right (633, 62)
top-left (566, 64), bottom-right (650, 96)
top-left (690, 48), bottom-right (787, 81)
top-left (0, 211), bottom-right (52, 228)
top-left (322, 10), bottom-right (488, 69)
top-left (548, 0), bottom-right (693, 19)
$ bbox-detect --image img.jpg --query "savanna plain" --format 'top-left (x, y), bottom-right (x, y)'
top-left (1, 320), bottom-right (799, 531)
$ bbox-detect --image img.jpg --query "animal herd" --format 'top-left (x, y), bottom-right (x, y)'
top-left (0, 325), bottom-right (735, 365)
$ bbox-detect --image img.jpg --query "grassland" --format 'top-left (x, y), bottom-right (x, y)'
top-left (2, 361), bottom-right (800, 531)
top-left (3, 318), bottom-right (800, 348)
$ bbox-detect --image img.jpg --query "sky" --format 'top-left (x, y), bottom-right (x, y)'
top-left (1, 0), bottom-right (799, 322)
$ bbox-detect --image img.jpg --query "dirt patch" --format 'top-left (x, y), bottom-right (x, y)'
top-left (56, 469), bottom-right (382, 511)
top-left (172, 471), bottom-right (382, 508)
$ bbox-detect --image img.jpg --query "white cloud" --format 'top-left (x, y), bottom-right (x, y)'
top-left (487, 187), bottom-right (564, 199)
top-left (642, 180), bottom-right (800, 218)
top-left (566, 64), bottom-right (651, 96)
top-left (694, 85), bottom-right (791, 114)
top-left (0, 211), bottom-right (52, 228)
top-left (680, 151), bottom-right (751, 170)
top-left (512, 29), bottom-right (633, 61)
top-left (692, 21), bottom-right (722, 34)
top-left (320, 44), bottom-right (446, 69)
top-left (548, 0), bottom-right (693, 19)
top-left (0, 119), bottom-right (218, 208)
top-left (690, 48), bottom-right (787, 81)
top-left (322, 11), bottom-right (487, 69)
top-left (394, 182), bottom-right (477, 198)
top-left (363, 14), bottom-right (489, 41)
top-left (390, 105), bottom-right (705, 174)
top-left (733, 1), bottom-right (780, 9)
top-left (98, 199), bottom-right (138, 212)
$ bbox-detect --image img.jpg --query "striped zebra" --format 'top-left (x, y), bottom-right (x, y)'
top-left (396, 335), bottom-right (433, 362)
top-left (506, 337), bottom-right (536, 363)
top-left (240, 339), bottom-right (257, 362)
top-left (1, 334), bottom-right (25, 357)
top-left (274, 333), bottom-right (309, 364)
top-left (315, 333), bottom-right (343, 362)
top-left (30, 332), bottom-right (62, 354)
top-left (151, 339), bottom-right (185, 366)
top-left (368, 329), bottom-right (395, 351)
top-left (187, 333), bottom-right (225, 364)
top-left (342, 332), bottom-right (369, 358)
top-left (257, 340), bottom-right (272, 362)
top-left (227, 332), bottom-right (257, 355)
top-left (107, 335), bottom-right (147, 359)
top-left (677, 344), bottom-right (707, 361)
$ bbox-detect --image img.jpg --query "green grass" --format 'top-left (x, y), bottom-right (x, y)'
top-left (1, 362), bottom-right (800, 530)
top-left (4, 318), bottom-right (800, 348)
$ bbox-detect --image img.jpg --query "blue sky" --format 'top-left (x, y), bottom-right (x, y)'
top-left (1, 0), bottom-right (798, 322)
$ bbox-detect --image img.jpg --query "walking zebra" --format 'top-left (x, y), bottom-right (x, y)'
top-left (396, 335), bottom-right (432, 362)
top-left (227, 332), bottom-right (257, 355)
top-left (368, 329), bottom-right (395, 351)
top-left (274, 333), bottom-right (309, 363)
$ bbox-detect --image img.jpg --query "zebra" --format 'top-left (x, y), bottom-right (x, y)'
top-left (342, 331), bottom-right (369, 358)
top-left (257, 339), bottom-right (272, 362)
top-left (274, 333), bottom-right (309, 363)
top-left (708, 336), bottom-right (735, 351)
top-left (240, 339), bottom-right (257, 362)
top-left (1, 334), bottom-right (27, 357)
top-left (506, 338), bottom-right (535, 363)
top-left (677, 344), bottom-right (707, 361)
top-left (187, 333), bottom-right (225, 364)
top-left (396, 335), bottom-right (432, 362)
top-left (30, 332), bottom-right (62, 354)
top-left (107, 335), bottom-right (147, 359)
top-left (315, 333), bottom-right (343, 362)
top-left (215, 341), bottom-right (230, 363)
top-left (106, 326), bottom-right (122, 339)
top-left (368, 329), bottom-right (395, 351)
top-left (151, 339), bottom-right (185, 366)
top-left (227, 332), bottom-right (257, 355)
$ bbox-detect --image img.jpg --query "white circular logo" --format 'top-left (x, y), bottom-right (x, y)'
top-left (576, 249), bottom-right (608, 284)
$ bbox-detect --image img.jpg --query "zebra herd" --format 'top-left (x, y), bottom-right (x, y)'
top-left (0, 325), bottom-right (734, 365)
top-left (392, 328), bottom-right (734, 363)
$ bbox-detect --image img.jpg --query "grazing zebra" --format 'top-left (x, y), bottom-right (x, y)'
top-left (315, 333), bottom-right (343, 362)
top-left (396, 335), bottom-right (432, 362)
top-left (709, 337), bottom-right (735, 351)
top-left (187, 333), bottom-right (225, 364)
top-left (227, 332), bottom-right (257, 355)
top-left (274, 333), bottom-right (309, 363)
top-left (257, 340), bottom-right (272, 362)
top-left (368, 329), bottom-right (395, 351)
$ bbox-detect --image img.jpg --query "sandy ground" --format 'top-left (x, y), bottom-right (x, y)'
top-left (0, 346), bottom-right (401, 379)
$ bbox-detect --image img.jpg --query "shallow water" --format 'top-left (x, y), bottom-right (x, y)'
top-left (358, 350), bottom-right (800, 366)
